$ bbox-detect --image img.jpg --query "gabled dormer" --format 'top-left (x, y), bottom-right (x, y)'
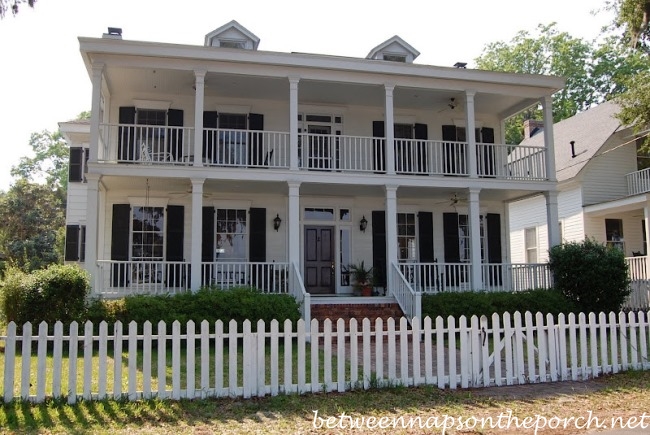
top-left (204, 20), bottom-right (260, 50)
top-left (366, 35), bottom-right (420, 63)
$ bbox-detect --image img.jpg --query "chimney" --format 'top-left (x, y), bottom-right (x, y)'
top-left (523, 119), bottom-right (545, 138)
top-left (102, 27), bottom-right (123, 40)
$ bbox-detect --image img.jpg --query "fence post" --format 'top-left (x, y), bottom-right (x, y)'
top-left (3, 322), bottom-right (16, 402)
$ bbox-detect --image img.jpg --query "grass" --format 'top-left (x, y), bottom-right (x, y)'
top-left (1, 370), bottom-right (650, 433)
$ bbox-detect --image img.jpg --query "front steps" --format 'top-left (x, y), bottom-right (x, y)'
top-left (310, 296), bottom-right (405, 329)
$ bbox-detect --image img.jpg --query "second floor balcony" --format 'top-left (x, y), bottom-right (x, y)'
top-left (627, 167), bottom-right (650, 196)
top-left (98, 123), bottom-right (548, 180)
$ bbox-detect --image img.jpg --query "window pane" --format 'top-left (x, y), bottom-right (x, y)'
top-left (304, 208), bottom-right (334, 221)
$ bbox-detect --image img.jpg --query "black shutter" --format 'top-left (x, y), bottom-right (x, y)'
top-left (486, 213), bottom-right (502, 286)
top-left (486, 213), bottom-right (502, 263)
top-left (69, 148), bottom-right (83, 182)
top-left (414, 123), bottom-right (428, 174)
top-left (443, 213), bottom-right (460, 262)
top-left (111, 204), bottom-right (131, 287)
top-left (248, 113), bottom-right (264, 166)
top-left (480, 127), bottom-right (496, 177)
top-left (166, 206), bottom-right (184, 261)
top-left (118, 107), bottom-right (136, 161)
top-left (372, 121), bottom-right (386, 172)
top-left (202, 206), bottom-right (214, 262)
top-left (249, 208), bottom-right (267, 290)
top-left (442, 125), bottom-right (460, 175)
top-left (202, 111), bottom-right (219, 163)
top-left (249, 208), bottom-right (266, 262)
top-left (65, 225), bottom-right (80, 261)
top-left (371, 210), bottom-right (387, 288)
top-left (79, 226), bottom-right (86, 263)
top-left (166, 205), bottom-right (185, 287)
top-left (167, 109), bottom-right (184, 161)
top-left (418, 212), bottom-right (434, 262)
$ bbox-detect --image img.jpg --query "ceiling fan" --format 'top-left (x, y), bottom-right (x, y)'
top-left (169, 188), bottom-right (214, 198)
top-left (435, 193), bottom-right (466, 209)
top-left (437, 97), bottom-right (460, 113)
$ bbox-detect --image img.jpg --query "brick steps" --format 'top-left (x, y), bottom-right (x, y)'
top-left (310, 300), bottom-right (404, 330)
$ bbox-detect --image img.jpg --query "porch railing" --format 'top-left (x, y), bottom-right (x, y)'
top-left (289, 262), bottom-right (311, 330)
top-left (390, 263), bottom-right (421, 325)
top-left (203, 129), bottom-right (289, 168)
top-left (626, 167), bottom-right (650, 196)
top-left (626, 255), bottom-right (648, 281)
top-left (98, 124), bottom-right (194, 164)
top-left (201, 261), bottom-right (289, 293)
top-left (398, 262), bottom-right (552, 293)
top-left (96, 260), bottom-right (190, 297)
top-left (624, 256), bottom-right (650, 310)
top-left (506, 144), bottom-right (547, 180)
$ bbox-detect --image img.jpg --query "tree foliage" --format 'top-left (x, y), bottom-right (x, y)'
top-left (0, 180), bottom-right (65, 272)
top-left (607, 0), bottom-right (650, 51)
top-left (11, 129), bottom-right (69, 202)
top-left (475, 23), bottom-right (644, 144)
top-left (0, 0), bottom-right (35, 18)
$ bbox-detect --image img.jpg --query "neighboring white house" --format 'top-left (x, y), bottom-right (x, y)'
top-left (60, 21), bottom-right (565, 319)
top-left (508, 100), bottom-right (650, 274)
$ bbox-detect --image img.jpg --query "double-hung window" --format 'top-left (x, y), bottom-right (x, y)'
top-left (131, 206), bottom-right (165, 261)
top-left (215, 209), bottom-right (247, 261)
top-left (458, 214), bottom-right (486, 262)
top-left (525, 227), bottom-right (538, 263)
top-left (218, 113), bottom-right (248, 165)
top-left (397, 213), bottom-right (417, 261)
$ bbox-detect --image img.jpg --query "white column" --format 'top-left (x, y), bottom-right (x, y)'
top-left (541, 95), bottom-right (557, 182)
top-left (193, 70), bottom-right (206, 167)
top-left (465, 90), bottom-right (477, 178)
top-left (289, 77), bottom-right (300, 171)
top-left (89, 63), bottom-right (104, 163)
top-left (288, 181), bottom-right (301, 266)
top-left (385, 185), bottom-right (399, 294)
top-left (190, 178), bottom-right (205, 292)
top-left (545, 190), bottom-right (560, 251)
top-left (384, 84), bottom-right (396, 175)
top-left (499, 119), bottom-right (507, 145)
top-left (468, 188), bottom-right (483, 290)
top-left (85, 174), bottom-right (101, 292)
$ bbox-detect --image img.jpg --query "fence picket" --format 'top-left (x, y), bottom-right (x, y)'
top-left (3, 322), bottom-right (16, 402)
top-left (67, 322), bottom-right (78, 404)
top-left (337, 319), bottom-right (346, 393)
top-left (37, 322), bottom-right (48, 402)
top-left (187, 320), bottom-right (196, 399)
top-left (3, 312), bottom-right (650, 404)
top-left (350, 318), bottom-right (359, 389)
top-left (157, 321), bottom-right (167, 398)
top-left (113, 321), bottom-right (123, 399)
top-left (52, 322), bottom-right (63, 398)
top-left (128, 321), bottom-right (138, 400)
top-left (172, 321), bottom-right (181, 399)
top-left (21, 322), bottom-right (32, 400)
top-left (448, 316), bottom-right (457, 389)
top-left (143, 321), bottom-right (152, 398)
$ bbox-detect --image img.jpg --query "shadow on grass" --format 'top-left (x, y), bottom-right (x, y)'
top-left (1, 370), bottom-right (650, 432)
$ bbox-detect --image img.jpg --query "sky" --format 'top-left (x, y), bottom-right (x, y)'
top-left (0, 0), bottom-right (615, 192)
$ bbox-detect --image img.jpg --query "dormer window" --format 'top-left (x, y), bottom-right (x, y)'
top-left (218, 39), bottom-right (247, 49)
top-left (383, 54), bottom-right (407, 63)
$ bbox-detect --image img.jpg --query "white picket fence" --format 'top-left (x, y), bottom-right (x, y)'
top-left (2, 311), bottom-right (650, 403)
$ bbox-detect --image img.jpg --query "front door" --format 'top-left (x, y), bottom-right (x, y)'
top-left (304, 225), bottom-right (334, 294)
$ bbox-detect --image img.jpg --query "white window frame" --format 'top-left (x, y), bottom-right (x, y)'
top-left (524, 227), bottom-right (538, 264)
top-left (214, 208), bottom-right (248, 262)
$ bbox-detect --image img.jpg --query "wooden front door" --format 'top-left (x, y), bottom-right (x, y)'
top-left (304, 225), bottom-right (334, 294)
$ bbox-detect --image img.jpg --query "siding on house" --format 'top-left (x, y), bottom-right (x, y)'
top-left (557, 186), bottom-right (585, 243)
top-left (581, 131), bottom-right (637, 206)
top-left (584, 211), bottom-right (645, 257)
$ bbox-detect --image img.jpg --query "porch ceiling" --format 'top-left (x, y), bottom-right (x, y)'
top-left (103, 66), bottom-right (537, 117)
top-left (583, 193), bottom-right (650, 217)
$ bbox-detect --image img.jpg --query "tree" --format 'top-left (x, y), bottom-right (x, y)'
top-left (11, 129), bottom-right (69, 201)
top-left (607, 0), bottom-right (650, 51)
top-left (475, 23), bottom-right (644, 144)
top-left (0, 180), bottom-right (65, 271)
top-left (0, 0), bottom-right (35, 18)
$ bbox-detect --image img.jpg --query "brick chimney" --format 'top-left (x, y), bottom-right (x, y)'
top-left (523, 119), bottom-right (545, 138)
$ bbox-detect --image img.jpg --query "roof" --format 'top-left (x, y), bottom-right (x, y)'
top-left (519, 100), bottom-right (623, 182)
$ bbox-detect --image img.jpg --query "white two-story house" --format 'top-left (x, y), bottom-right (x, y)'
top-left (508, 100), bottom-right (650, 306)
top-left (61, 20), bottom-right (564, 320)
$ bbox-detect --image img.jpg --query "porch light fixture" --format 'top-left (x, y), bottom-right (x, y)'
top-left (359, 215), bottom-right (368, 232)
top-left (273, 214), bottom-right (282, 232)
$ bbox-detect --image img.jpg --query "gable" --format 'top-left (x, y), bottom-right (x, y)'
top-left (204, 20), bottom-right (260, 50)
top-left (366, 35), bottom-right (420, 63)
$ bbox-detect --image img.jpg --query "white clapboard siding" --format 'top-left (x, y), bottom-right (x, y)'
top-left (2, 311), bottom-right (650, 403)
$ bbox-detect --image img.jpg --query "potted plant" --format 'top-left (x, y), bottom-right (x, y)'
top-left (349, 261), bottom-right (373, 297)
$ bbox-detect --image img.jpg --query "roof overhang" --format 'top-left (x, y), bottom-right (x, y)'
top-left (583, 193), bottom-right (650, 217)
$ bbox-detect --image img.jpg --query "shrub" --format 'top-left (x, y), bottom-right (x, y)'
top-left (0, 264), bottom-right (90, 328)
top-left (421, 288), bottom-right (576, 319)
top-left (549, 239), bottom-right (631, 313)
top-left (84, 286), bottom-right (301, 332)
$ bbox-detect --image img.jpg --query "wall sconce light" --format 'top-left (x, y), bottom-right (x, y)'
top-left (359, 215), bottom-right (368, 232)
top-left (273, 214), bottom-right (282, 232)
